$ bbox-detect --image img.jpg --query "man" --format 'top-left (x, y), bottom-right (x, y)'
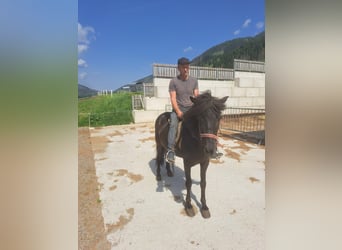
top-left (166, 57), bottom-right (199, 163)
top-left (166, 57), bottom-right (223, 163)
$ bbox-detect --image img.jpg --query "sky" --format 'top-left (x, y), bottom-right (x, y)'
top-left (78, 0), bottom-right (264, 91)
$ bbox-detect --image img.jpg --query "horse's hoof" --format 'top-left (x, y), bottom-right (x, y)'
top-left (167, 171), bottom-right (174, 177)
top-left (156, 175), bottom-right (161, 181)
top-left (201, 208), bottom-right (211, 219)
top-left (184, 203), bottom-right (195, 217)
top-left (185, 207), bottom-right (195, 217)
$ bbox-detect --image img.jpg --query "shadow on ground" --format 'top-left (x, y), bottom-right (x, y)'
top-left (149, 158), bottom-right (202, 211)
top-left (220, 130), bottom-right (265, 145)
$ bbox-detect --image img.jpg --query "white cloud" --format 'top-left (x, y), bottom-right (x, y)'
top-left (78, 23), bottom-right (95, 55)
top-left (256, 21), bottom-right (264, 29)
top-left (78, 44), bottom-right (88, 54)
top-left (79, 72), bottom-right (87, 80)
top-left (243, 18), bottom-right (252, 28)
top-left (78, 59), bottom-right (88, 67)
top-left (184, 46), bottom-right (193, 53)
top-left (234, 29), bottom-right (240, 35)
top-left (78, 23), bottom-right (95, 44)
top-left (78, 23), bottom-right (95, 76)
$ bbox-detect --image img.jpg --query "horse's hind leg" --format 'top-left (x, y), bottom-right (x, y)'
top-left (166, 162), bottom-right (174, 177)
top-left (156, 144), bottom-right (164, 181)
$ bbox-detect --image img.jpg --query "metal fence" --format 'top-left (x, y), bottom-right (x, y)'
top-left (132, 95), bottom-right (144, 110)
top-left (143, 83), bottom-right (155, 97)
top-left (234, 59), bottom-right (265, 72)
top-left (220, 107), bottom-right (265, 144)
top-left (153, 64), bottom-right (234, 80)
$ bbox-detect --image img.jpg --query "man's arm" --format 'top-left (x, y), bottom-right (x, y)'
top-left (193, 88), bottom-right (199, 97)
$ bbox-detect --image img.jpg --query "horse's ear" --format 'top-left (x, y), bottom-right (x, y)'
top-left (190, 96), bottom-right (196, 103)
top-left (220, 96), bottom-right (229, 103)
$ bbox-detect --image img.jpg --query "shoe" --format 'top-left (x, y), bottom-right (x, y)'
top-left (211, 150), bottom-right (223, 159)
top-left (166, 150), bottom-right (175, 163)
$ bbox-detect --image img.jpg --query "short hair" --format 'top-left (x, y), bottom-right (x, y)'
top-left (177, 57), bottom-right (190, 65)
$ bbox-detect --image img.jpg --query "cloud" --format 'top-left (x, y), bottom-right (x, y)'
top-left (233, 18), bottom-right (264, 36)
top-left (243, 18), bottom-right (252, 28)
top-left (78, 22), bottom-right (95, 74)
top-left (78, 59), bottom-right (88, 67)
top-left (256, 21), bottom-right (264, 29)
top-left (183, 46), bottom-right (193, 53)
top-left (78, 22), bottom-right (95, 55)
top-left (79, 72), bottom-right (87, 80)
top-left (78, 23), bottom-right (95, 44)
top-left (78, 44), bottom-right (88, 54)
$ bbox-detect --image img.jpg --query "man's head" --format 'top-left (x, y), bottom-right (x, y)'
top-left (177, 57), bottom-right (190, 80)
top-left (177, 57), bottom-right (190, 66)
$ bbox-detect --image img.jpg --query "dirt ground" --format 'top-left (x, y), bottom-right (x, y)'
top-left (78, 127), bottom-right (111, 250)
top-left (79, 124), bottom-right (265, 250)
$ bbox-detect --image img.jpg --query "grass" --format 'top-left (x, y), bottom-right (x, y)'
top-left (78, 92), bottom-right (134, 127)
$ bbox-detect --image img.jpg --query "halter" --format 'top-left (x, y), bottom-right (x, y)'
top-left (200, 133), bottom-right (218, 140)
top-left (200, 133), bottom-right (223, 147)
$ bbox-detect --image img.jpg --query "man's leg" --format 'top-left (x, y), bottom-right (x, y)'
top-left (166, 112), bottom-right (178, 163)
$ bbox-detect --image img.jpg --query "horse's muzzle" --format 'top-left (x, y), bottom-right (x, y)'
top-left (204, 145), bottom-right (216, 156)
top-left (200, 133), bottom-right (218, 156)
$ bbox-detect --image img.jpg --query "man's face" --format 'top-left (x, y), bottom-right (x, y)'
top-left (178, 64), bottom-right (190, 79)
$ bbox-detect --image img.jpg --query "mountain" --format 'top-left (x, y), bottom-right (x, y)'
top-left (191, 31), bottom-right (265, 68)
top-left (114, 74), bottom-right (153, 93)
top-left (78, 84), bottom-right (98, 98)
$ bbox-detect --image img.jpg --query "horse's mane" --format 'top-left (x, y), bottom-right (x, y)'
top-left (183, 91), bottom-right (226, 120)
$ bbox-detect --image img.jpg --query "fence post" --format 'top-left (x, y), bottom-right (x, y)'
top-left (88, 113), bottom-right (91, 127)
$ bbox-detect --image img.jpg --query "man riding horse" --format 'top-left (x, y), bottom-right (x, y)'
top-left (166, 57), bottom-right (222, 163)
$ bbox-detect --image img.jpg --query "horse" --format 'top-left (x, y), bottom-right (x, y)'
top-left (154, 91), bottom-right (228, 218)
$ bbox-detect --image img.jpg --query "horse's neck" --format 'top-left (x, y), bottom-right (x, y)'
top-left (176, 123), bottom-right (201, 159)
top-left (183, 118), bottom-right (199, 136)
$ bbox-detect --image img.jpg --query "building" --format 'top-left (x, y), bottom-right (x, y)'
top-left (132, 59), bottom-right (265, 123)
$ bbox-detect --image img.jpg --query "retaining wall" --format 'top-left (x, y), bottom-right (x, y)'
top-left (134, 71), bottom-right (265, 123)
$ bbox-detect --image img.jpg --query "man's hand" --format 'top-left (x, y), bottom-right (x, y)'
top-left (176, 110), bottom-right (183, 119)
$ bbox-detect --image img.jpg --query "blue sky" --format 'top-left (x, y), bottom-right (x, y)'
top-left (78, 0), bottom-right (264, 91)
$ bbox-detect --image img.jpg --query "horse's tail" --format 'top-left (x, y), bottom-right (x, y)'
top-left (154, 112), bottom-right (170, 168)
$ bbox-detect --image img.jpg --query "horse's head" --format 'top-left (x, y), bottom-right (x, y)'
top-left (187, 92), bottom-right (229, 157)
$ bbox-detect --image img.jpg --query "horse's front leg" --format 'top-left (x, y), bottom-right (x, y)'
top-left (200, 160), bottom-right (211, 218)
top-left (156, 162), bottom-right (161, 181)
top-left (184, 164), bottom-right (195, 217)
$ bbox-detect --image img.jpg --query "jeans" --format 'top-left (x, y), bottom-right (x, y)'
top-left (167, 107), bottom-right (190, 150)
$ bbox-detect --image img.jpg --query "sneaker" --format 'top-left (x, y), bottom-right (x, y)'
top-left (211, 150), bottom-right (223, 159)
top-left (166, 150), bottom-right (175, 163)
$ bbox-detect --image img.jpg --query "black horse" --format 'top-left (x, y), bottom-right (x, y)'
top-left (154, 91), bottom-right (228, 218)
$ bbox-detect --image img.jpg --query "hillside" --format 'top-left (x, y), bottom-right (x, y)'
top-left (78, 84), bottom-right (98, 98)
top-left (191, 31), bottom-right (265, 68)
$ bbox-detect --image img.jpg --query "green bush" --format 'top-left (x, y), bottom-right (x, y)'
top-left (78, 93), bottom-right (134, 127)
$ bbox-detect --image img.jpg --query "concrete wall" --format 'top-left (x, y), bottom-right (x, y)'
top-left (134, 71), bottom-right (265, 123)
top-left (132, 110), bottom-right (165, 124)
top-left (235, 71), bottom-right (265, 88)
